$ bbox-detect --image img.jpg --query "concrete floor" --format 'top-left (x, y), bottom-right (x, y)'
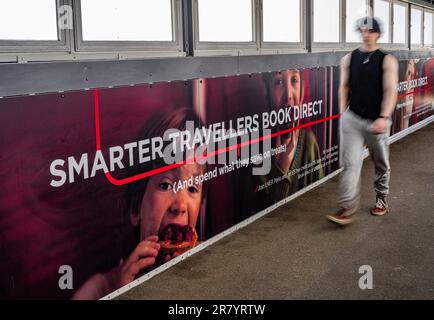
top-left (118, 122), bottom-right (434, 300)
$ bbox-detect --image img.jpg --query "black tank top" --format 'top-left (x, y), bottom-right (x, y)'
top-left (349, 48), bottom-right (387, 120)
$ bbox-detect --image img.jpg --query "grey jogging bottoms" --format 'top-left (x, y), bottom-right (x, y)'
top-left (338, 109), bottom-right (391, 209)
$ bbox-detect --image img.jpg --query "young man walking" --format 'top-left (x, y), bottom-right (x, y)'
top-left (327, 17), bottom-right (399, 226)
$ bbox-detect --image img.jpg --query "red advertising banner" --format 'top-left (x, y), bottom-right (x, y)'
top-left (392, 58), bottom-right (434, 134)
top-left (0, 59), bottom-right (432, 299)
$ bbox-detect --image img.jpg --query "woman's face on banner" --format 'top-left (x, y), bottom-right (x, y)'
top-left (137, 164), bottom-right (203, 240)
top-left (270, 70), bottom-right (303, 111)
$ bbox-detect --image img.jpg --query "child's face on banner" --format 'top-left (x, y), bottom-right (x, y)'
top-left (136, 164), bottom-right (203, 240)
top-left (405, 60), bottom-right (416, 81)
top-left (269, 69), bottom-right (304, 140)
top-left (270, 70), bottom-right (303, 111)
top-left (405, 60), bottom-right (416, 108)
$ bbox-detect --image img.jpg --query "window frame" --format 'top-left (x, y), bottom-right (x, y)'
top-left (1, 0), bottom-right (434, 63)
top-left (0, 0), bottom-right (71, 54)
top-left (73, 0), bottom-right (184, 55)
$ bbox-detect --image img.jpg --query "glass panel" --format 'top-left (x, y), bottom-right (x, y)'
top-left (375, 0), bottom-right (390, 43)
top-left (313, 0), bottom-right (340, 43)
top-left (346, 0), bottom-right (368, 43)
top-left (81, 0), bottom-right (173, 41)
top-left (411, 7), bottom-right (422, 45)
top-left (263, 0), bottom-right (300, 42)
top-left (198, 0), bottom-right (253, 42)
top-left (393, 3), bottom-right (407, 44)
top-left (424, 11), bottom-right (433, 46)
top-left (0, 0), bottom-right (58, 41)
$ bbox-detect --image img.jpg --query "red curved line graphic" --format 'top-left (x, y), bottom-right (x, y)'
top-left (93, 88), bottom-right (341, 186)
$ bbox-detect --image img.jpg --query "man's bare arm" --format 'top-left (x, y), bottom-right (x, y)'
top-left (339, 53), bottom-right (352, 114)
top-left (381, 54), bottom-right (399, 118)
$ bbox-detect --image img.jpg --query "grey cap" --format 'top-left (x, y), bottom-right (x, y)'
top-left (355, 16), bottom-right (383, 35)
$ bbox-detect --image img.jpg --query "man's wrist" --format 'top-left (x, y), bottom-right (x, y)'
top-left (379, 115), bottom-right (390, 120)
